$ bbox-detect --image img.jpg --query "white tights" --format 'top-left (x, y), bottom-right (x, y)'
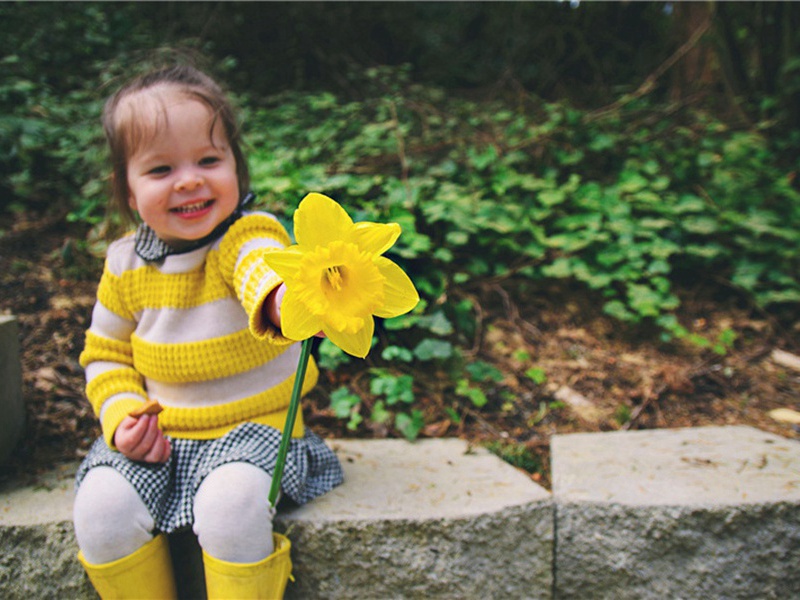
top-left (73, 462), bottom-right (275, 565)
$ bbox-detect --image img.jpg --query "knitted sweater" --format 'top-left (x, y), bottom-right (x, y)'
top-left (80, 212), bottom-right (317, 448)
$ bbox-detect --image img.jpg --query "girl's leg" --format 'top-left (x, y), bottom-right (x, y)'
top-left (192, 461), bottom-right (275, 562)
top-left (74, 466), bottom-right (177, 599)
top-left (73, 466), bottom-right (156, 564)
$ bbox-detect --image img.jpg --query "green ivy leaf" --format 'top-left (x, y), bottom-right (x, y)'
top-left (456, 379), bottom-right (488, 408)
top-left (330, 387), bottom-right (362, 430)
top-left (370, 400), bottom-right (391, 425)
top-left (465, 360), bottom-right (504, 383)
top-left (395, 410), bottom-right (425, 440)
top-left (370, 372), bottom-right (415, 405)
top-left (381, 345), bottom-right (414, 362)
top-left (413, 339), bottom-right (454, 361)
top-left (524, 367), bottom-right (547, 385)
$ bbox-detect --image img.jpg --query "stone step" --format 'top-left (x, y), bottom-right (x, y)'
top-left (551, 425), bottom-right (800, 599)
top-left (0, 438), bottom-right (552, 599)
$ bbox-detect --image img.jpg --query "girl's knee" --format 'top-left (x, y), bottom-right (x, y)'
top-left (193, 462), bottom-right (275, 562)
top-left (73, 467), bottom-right (155, 564)
top-left (194, 462), bottom-right (273, 518)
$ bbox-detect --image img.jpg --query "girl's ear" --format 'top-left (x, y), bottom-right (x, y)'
top-left (126, 182), bottom-right (138, 212)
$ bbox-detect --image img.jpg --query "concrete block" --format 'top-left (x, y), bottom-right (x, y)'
top-left (0, 439), bottom-right (552, 599)
top-left (0, 463), bottom-right (93, 599)
top-left (552, 425), bottom-right (800, 599)
top-left (0, 315), bottom-right (25, 463)
top-left (278, 439), bottom-right (553, 599)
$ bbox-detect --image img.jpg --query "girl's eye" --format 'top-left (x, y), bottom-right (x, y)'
top-left (199, 156), bottom-right (220, 166)
top-left (148, 165), bottom-right (171, 175)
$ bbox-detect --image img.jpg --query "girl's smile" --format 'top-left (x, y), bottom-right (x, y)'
top-left (124, 89), bottom-right (240, 245)
top-left (170, 199), bottom-right (215, 218)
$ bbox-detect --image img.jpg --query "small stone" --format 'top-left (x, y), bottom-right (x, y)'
top-left (772, 349), bottom-right (800, 373)
top-left (554, 385), bottom-right (604, 424)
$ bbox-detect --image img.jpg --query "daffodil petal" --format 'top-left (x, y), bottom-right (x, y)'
top-left (373, 256), bottom-right (420, 318)
top-left (260, 247), bottom-right (303, 282)
top-left (353, 221), bottom-right (401, 255)
top-left (281, 290), bottom-right (325, 341)
top-left (295, 193), bottom-right (354, 248)
top-left (326, 316), bottom-right (375, 358)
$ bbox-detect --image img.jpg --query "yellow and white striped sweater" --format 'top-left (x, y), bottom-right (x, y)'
top-left (80, 212), bottom-right (317, 448)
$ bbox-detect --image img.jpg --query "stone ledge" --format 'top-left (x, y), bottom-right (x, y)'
top-left (3, 427), bottom-right (798, 599)
top-left (0, 439), bottom-right (552, 599)
top-left (552, 425), bottom-right (800, 599)
top-left (0, 463), bottom-right (91, 598)
top-left (279, 439), bottom-right (553, 599)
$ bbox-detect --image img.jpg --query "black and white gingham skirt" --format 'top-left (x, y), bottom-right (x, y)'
top-left (75, 423), bottom-right (344, 534)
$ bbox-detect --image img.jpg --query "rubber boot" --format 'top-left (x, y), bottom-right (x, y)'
top-left (77, 533), bottom-right (177, 600)
top-left (202, 533), bottom-right (293, 600)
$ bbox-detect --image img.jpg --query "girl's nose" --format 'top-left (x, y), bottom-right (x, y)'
top-left (175, 173), bottom-right (204, 192)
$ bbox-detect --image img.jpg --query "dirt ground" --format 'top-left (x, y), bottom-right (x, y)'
top-left (1, 210), bottom-right (799, 489)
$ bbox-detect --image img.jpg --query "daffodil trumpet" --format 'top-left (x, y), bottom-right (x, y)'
top-left (266, 193), bottom-right (420, 507)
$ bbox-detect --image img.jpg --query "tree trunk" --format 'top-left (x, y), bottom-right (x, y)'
top-left (669, 1), bottom-right (717, 102)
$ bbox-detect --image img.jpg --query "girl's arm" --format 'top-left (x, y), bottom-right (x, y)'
top-left (81, 241), bottom-right (169, 460)
top-left (219, 213), bottom-right (293, 340)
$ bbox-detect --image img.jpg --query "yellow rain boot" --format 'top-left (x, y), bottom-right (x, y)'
top-left (202, 533), bottom-right (293, 600)
top-left (77, 534), bottom-right (177, 600)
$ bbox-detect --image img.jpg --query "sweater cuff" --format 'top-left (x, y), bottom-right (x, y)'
top-left (248, 273), bottom-right (293, 345)
top-left (101, 397), bottom-right (148, 449)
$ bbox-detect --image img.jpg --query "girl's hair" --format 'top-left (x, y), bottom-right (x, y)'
top-left (103, 64), bottom-right (250, 225)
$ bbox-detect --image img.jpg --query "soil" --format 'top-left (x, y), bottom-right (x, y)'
top-left (1, 210), bottom-right (799, 489)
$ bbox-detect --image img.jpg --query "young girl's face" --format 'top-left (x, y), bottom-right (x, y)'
top-left (124, 89), bottom-right (240, 245)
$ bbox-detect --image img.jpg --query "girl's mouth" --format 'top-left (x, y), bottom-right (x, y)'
top-left (170, 199), bottom-right (214, 216)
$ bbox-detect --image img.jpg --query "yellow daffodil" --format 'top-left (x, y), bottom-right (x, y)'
top-left (267, 192), bottom-right (419, 507)
top-left (264, 192), bottom-right (419, 358)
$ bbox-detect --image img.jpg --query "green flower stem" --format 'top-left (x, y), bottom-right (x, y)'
top-left (268, 337), bottom-right (314, 507)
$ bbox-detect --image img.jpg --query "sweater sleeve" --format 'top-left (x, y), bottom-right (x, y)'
top-left (217, 212), bottom-right (294, 342)
top-left (80, 251), bottom-right (149, 448)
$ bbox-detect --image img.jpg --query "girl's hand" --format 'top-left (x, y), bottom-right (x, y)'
top-left (265, 282), bottom-right (325, 338)
top-left (264, 283), bottom-right (287, 331)
top-left (113, 414), bottom-right (171, 463)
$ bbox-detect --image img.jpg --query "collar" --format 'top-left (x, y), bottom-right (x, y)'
top-left (134, 192), bottom-right (255, 262)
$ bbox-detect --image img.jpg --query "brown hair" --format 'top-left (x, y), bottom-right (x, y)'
top-left (103, 64), bottom-right (250, 225)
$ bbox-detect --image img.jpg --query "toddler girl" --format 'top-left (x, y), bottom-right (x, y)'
top-left (73, 63), bottom-right (343, 599)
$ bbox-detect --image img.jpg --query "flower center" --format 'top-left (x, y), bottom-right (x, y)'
top-left (294, 241), bottom-right (385, 332)
top-left (325, 266), bottom-right (345, 291)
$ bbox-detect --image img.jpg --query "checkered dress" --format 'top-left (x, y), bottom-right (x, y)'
top-left (75, 423), bottom-right (343, 534)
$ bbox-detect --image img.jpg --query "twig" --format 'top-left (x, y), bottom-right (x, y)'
top-left (387, 100), bottom-right (412, 204)
top-left (490, 283), bottom-right (542, 342)
top-left (623, 383), bottom-right (667, 430)
top-left (586, 17), bottom-right (713, 122)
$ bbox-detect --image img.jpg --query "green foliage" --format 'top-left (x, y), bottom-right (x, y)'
top-left (3, 4), bottom-right (798, 448)
top-left (525, 368), bottom-right (548, 385)
top-left (0, 4), bottom-right (152, 214)
top-left (528, 400), bottom-right (565, 428)
top-left (369, 370), bottom-right (415, 406)
top-left (329, 387), bottom-right (363, 431)
top-left (614, 404), bottom-right (633, 426)
top-left (484, 440), bottom-right (543, 475)
top-left (240, 74), bottom-right (798, 439)
top-left (316, 338), bottom-right (350, 371)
